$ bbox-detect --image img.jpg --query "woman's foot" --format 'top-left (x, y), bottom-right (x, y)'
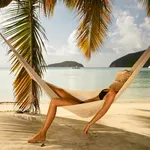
top-left (28, 132), bottom-right (46, 143)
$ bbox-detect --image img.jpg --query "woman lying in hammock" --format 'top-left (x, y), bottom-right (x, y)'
top-left (28, 69), bottom-right (132, 143)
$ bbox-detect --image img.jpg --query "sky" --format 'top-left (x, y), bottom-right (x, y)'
top-left (0, 0), bottom-right (150, 67)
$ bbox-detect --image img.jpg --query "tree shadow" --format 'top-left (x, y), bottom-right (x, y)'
top-left (130, 114), bottom-right (150, 128)
top-left (0, 112), bottom-right (150, 150)
top-left (135, 109), bottom-right (150, 112)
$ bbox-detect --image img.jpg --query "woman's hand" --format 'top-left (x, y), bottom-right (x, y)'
top-left (83, 123), bottom-right (91, 136)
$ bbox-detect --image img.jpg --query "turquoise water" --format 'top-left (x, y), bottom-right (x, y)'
top-left (0, 67), bottom-right (150, 102)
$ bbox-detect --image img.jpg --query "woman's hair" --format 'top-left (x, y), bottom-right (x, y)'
top-left (99, 89), bottom-right (109, 100)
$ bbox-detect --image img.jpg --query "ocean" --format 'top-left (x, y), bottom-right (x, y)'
top-left (0, 67), bottom-right (150, 103)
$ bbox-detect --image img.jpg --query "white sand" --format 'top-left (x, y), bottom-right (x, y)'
top-left (0, 100), bottom-right (150, 150)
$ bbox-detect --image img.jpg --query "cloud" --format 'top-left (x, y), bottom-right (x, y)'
top-left (61, 30), bottom-right (81, 55)
top-left (122, 0), bottom-right (143, 10)
top-left (44, 41), bottom-right (58, 55)
top-left (136, 14), bottom-right (139, 19)
top-left (140, 17), bottom-right (150, 30)
top-left (137, 2), bottom-right (143, 10)
top-left (103, 9), bottom-right (150, 54)
top-left (123, 0), bottom-right (144, 10)
top-left (116, 11), bottom-right (142, 49)
top-left (44, 30), bottom-right (81, 56)
top-left (44, 7), bottom-right (150, 64)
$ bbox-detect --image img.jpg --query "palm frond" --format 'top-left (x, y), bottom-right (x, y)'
top-left (1, 0), bottom-right (47, 113)
top-left (63, 0), bottom-right (76, 9)
top-left (74, 0), bottom-right (112, 59)
top-left (0, 0), bottom-right (12, 8)
top-left (0, 0), bottom-right (22, 8)
top-left (42, 0), bottom-right (57, 17)
top-left (140, 0), bottom-right (150, 16)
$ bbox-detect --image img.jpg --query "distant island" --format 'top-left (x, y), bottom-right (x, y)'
top-left (47, 61), bottom-right (84, 67)
top-left (109, 50), bottom-right (150, 67)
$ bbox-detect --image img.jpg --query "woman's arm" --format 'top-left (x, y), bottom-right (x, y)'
top-left (83, 91), bottom-right (116, 135)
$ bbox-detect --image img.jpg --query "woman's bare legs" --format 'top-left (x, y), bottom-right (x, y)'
top-left (46, 82), bottom-right (83, 103)
top-left (28, 97), bottom-right (81, 143)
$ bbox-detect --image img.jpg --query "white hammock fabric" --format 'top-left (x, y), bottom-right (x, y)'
top-left (0, 33), bottom-right (150, 118)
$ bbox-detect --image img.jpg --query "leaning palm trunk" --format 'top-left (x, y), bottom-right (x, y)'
top-left (0, 0), bottom-right (47, 113)
top-left (0, 0), bottom-right (12, 8)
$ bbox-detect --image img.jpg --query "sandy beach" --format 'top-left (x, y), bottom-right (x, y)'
top-left (0, 100), bottom-right (150, 150)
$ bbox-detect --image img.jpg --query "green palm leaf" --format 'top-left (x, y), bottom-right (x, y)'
top-left (1, 0), bottom-right (47, 113)
top-left (140, 0), bottom-right (150, 16)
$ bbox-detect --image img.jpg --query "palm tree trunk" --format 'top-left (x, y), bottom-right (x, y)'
top-left (0, 0), bottom-right (12, 8)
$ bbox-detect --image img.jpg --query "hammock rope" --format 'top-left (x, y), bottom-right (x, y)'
top-left (0, 32), bottom-right (150, 118)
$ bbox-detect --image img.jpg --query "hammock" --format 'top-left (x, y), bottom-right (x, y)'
top-left (0, 32), bottom-right (150, 118)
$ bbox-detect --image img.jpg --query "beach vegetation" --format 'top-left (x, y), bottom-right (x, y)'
top-left (0, 0), bottom-right (149, 113)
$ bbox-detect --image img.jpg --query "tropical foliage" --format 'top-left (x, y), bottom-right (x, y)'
top-left (0, 0), bottom-right (150, 113)
top-left (43, 0), bottom-right (112, 59)
top-left (1, 0), bottom-right (47, 113)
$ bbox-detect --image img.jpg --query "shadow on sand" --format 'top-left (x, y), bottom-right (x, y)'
top-left (130, 114), bottom-right (150, 129)
top-left (0, 112), bottom-right (150, 150)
